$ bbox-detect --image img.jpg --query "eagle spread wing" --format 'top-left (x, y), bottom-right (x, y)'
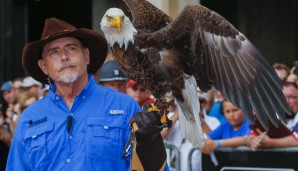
top-left (100, 0), bottom-right (291, 147)
top-left (142, 4), bottom-right (291, 128)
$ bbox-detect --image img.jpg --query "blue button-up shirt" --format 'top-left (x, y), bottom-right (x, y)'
top-left (6, 75), bottom-right (142, 170)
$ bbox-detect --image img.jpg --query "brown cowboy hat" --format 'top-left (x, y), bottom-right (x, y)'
top-left (22, 17), bottom-right (108, 84)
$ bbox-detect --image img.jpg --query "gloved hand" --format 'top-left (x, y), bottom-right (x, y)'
top-left (135, 103), bottom-right (164, 140)
top-left (132, 103), bottom-right (167, 171)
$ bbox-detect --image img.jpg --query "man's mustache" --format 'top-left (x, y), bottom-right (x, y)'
top-left (59, 63), bottom-right (76, 72)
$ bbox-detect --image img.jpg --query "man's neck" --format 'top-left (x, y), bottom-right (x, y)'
top-left (55, 74), bottom-right (89, 109)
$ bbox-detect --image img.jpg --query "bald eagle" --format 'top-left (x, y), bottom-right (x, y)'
top-left (101, 0), bottom-right (290, 147)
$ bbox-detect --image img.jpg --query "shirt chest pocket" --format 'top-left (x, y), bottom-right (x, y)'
top-left (24, 122), bottom-right (54, 169)
top-left (86, 117), bottom-right (127, 160)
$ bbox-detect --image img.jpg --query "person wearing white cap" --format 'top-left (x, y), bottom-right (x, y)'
top-left (20, 76), bottom-right (43, 99)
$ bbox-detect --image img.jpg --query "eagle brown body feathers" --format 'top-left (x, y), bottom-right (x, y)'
top-left (112, 43), bottom-right (186, 101)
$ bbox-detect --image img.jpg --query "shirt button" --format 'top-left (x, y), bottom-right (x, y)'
top-left (70, 113), bottom-right (74, 116)
top-left (66, 159), bottom-right (71, 163)
top-left (82, 96), bottom-right (86, 99)
top-left (69, 136), bottom-right (72, 140)
top-left (55, 96), bottom-right (59, 100)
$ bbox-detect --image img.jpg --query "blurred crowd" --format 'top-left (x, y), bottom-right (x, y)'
top-left (0, 76), bottom-right (47, 169)
top-left (163, 62), bottom-right (298, 170)
top-left (0, 59), bottom-right (298, 170)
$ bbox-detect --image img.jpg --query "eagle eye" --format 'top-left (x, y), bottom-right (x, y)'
top-left (106, 15), bottom-right (112, 20)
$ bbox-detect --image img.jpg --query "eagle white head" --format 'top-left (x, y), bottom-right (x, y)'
top-left (101, 8), bottom-right (137, 50)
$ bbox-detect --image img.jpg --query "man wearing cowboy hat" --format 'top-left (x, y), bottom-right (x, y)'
top-left (6, 18), bottom-right (168, 171)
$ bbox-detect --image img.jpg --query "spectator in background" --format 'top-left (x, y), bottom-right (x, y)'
top-left (249, 121), bottom-right (296, 150)
top-left (162, 91), bottom-right (219, 171)
top-left (249, 81), bottom-right (298, 151)
top-left (12, 77), bottom-right (23, 98)
top-left (197, 90), bottom-right (220, 133)
top-left (0, 112), bottom-right (13, 147)
top-left (127, 80), bottom-right (155, 107)
top-left (98, 60), bottom-right (128, 94)
top-left (282, 82), bottom-right (298, 131)
top-left (208, 89), bottom-right (226, 124)
top-left (16, 92), bottom-right (39, 121)
top-left (162, 102), bottom-right (201, 171)
top-left (202, 99), bottom-right (252, 154)
top-left (272, 63), bottom-right (290, 81)
top-left (0, 81), bottom-right (17, 170)
top-left (1, 81), bottom-right (18, 109)
top-left (1, 81), bottom-right (18, 135)
top-left (20, 76), bottom-right (43, 99)
top-left (1, 90), bottom-right (38, 137)
top-left (37, 84), bottom-right (49, 97)
top-left (12, 77), bottom-right (24, 116)
top-left (287, 66), bottom-right (298, 85)
top-left (252, 133), bottom-right (298, 149)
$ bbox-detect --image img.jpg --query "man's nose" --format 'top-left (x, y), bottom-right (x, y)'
top-left (61, 50), bottom-right (70, 61)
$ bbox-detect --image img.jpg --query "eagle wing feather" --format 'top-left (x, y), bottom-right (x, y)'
top-left (124, 0), bottom-right (172, 32)
top-left (143, 4), bottom-right (290, 129)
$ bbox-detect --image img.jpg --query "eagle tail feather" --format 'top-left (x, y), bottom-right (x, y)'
top-left (176, 75), bottom-right (205, 148)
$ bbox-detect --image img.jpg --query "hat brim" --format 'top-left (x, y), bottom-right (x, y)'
top-left (22, 28), bottom-right (108, 84)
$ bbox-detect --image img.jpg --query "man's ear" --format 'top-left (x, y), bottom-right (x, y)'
top-left (38, 59), bottom-right (49, 75)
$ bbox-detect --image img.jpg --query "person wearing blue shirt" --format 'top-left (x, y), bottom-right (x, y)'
top-left (201, 99), bottom-right (251, 154)
top-left (6, 17), bottom-right (169, 171)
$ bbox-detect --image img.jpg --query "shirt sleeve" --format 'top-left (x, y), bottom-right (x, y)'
top-left (6, 137), bottom-right (30, 171)
top-left (208, 123), bottom-right (226, 140)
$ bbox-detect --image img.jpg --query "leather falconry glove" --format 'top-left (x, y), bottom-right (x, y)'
top-left (130, 103), bottom-right (167, 171)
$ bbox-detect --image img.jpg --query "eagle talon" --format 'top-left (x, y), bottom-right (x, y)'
top-left (147, 104), bottom-right (160, 113)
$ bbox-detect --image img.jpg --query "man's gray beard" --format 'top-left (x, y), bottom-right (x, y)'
top-left (59, 70), bottom-right (79, 83)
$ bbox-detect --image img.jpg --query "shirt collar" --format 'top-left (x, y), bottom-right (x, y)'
top-left (48, 74), bottom-right (96, 100)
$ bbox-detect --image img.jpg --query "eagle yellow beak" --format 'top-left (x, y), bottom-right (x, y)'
top-left (110, 16), bottom-right (122, 32)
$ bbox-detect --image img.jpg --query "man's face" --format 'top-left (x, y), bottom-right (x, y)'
top-left (38, 37), bottom-right (90, 84)
top-left (283, 85), bottom-right (298, 114)
top-left (2, 90), bottom-right (17, 104)
top-left (101, 81), bottom-right (127, 93)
